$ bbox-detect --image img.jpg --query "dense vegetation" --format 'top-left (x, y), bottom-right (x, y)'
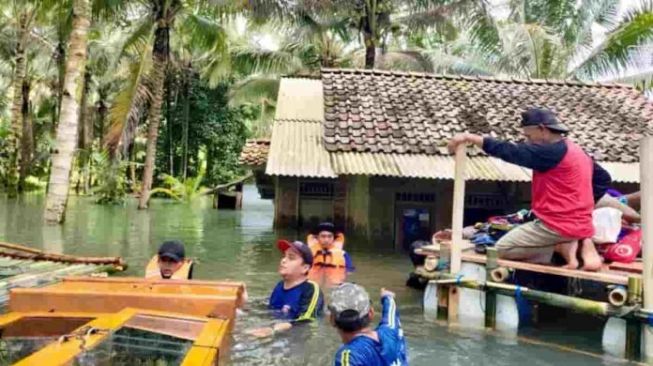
top-left (0, 0), bottom-right (652, 223)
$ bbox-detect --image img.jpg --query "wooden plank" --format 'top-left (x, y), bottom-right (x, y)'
top-left (10, 290), bottom-right (239, 320)
top-left (450, 144), bottom-right (467, 274)
top-left (641, 136), bottom-right (653, 358)
top-left (609, 261), bottom-right (643, 274)
top-left (416, 247), bottom-right (633, 285)
top-left (447, 145), bottom-right (467, 324)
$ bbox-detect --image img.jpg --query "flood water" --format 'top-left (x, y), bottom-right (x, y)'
top-left (0, 186), bottom-right (639, 365)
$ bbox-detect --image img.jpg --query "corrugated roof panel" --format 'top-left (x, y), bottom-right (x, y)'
top-left (266, 120), bottom-right (336, 178)
top-left (267, 139), bottom-right (638, 182)
top-left (599, 162), bottom-right (639, 183)
top-left (328, 153), bottom-right (532, 181)
top-left (274, 78), bottom-right (324, 121)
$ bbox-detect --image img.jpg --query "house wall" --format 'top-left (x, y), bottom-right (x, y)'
top-left (346, 176), bottom-right (370, 237)
top-left (273, 177), bottom-right (298, 228)
top-left (272, 176), bottom-right (536, 248)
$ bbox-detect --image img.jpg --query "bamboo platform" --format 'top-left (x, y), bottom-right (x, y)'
top-left (416, 242), bottom-right (639, 285)
top-left (0, 242), bottom-right (126, 306)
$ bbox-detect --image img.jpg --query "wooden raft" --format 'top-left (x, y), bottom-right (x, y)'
top-left (416, 242), bottom-right (639, 285)
top-left (0, 242), bottom-right (126, 306)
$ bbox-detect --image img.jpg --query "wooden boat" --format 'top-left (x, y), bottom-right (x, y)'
top-left (0, 276), bottom-right (246, 365)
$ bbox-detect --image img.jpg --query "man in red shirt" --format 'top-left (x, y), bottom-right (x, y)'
top-left (448, 108), bottom-right (601, 271)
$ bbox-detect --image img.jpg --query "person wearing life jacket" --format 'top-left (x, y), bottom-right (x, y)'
top-left (448, 108), bottom-right (602, 271)
top-left (307, 222), bottom-right (354, 271)
top-left (145, 240), bottom-right (194, 280)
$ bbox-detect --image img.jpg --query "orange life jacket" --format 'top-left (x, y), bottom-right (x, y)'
top-left (309, 266), bottom-right (346, 287)
top-left (307, 233), bottom-right (347, 268)
top-left (144, 255), bottom-right (194, 280)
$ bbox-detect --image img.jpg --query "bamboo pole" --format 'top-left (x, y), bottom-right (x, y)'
top-left (626, 276), bottom-right (643, 360)
top-left (0, 241), bottom-right (126, 267)
top-left (642, 136), bottom-right (653, 360)
top-left (448, 144), bottom-right (467, 322)
top-left (485, 248), bottom-right (498, 329)
top-left (438, 244), bottom-right (451, 321)
top-left (416, 269), bottom-right (612, 317)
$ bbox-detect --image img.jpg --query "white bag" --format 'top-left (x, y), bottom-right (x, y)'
top-left (592, 207), bottom-right (623, 244)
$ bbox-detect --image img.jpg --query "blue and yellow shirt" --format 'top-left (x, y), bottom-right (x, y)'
top-left (268, 280), bottom-right (324, 323)
top-left (334, 295), bottom-right (408, 366)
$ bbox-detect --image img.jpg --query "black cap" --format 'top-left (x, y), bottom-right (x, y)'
top-left (277, 240), bottom-right (313, 266)
top-left (158, 240), bottom-right (185, 262)
top-left (520, 108), bottom-right (569, 133)
top-left (316, 222), bottom-right (336, 235)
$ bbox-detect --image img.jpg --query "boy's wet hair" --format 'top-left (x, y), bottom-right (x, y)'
top-left (334, 309), bottom-right (371, 332)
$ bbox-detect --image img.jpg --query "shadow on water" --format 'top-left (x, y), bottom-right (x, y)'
top-left (0, 186), bottom-right (641, 365)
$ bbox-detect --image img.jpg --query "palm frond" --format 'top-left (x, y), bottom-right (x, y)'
top-left (180, 13), bottom-right (228, 53)
top-left (466, 0), bottom-right (501, 60)
top-left (572, 1), bottom-right (653, 79)
top-left (119, 18), bottom-right (155, 61)
top-left (376, 50), bottom-right (434, 72)
top-left (228, 76), bottom-right (280, 107)
top-left (105, 38), bottom-right (153, 156)
top-left (394, 0), bottom-right (471, 31)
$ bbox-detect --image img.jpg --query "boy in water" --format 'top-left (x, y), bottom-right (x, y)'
top-left (329, 283), bottom-right (408, 366)
top-left (248, 240), bottom-right (324, 337)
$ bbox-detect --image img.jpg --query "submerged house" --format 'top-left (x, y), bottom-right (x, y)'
top-left (240, 69), bottom-right (652, 249)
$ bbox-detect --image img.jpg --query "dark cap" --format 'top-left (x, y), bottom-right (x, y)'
top-left (520, 108), bottom-right (569, 133)
top-left (158, 240), bottom-right (185, 262)
top-left (315, 222), bottom-right (336, 235)
top-left (277, 240), bottom-right (313, 266)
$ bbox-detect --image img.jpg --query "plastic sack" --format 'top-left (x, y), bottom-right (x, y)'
top-left (604, 229), bottom-right (642, 264)
top-left (592, 207), bottom-right (623, 244)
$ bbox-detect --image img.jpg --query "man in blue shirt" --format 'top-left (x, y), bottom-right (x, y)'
top-left (330, 283), bottom-right (408, 366)
top-left (247, 240), bottom-right (324, 337)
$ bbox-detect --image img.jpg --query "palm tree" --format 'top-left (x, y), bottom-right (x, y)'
top-left (3, 2), bottom-right (41, 197)
top-left (426, 0), bottom-right (653, 82)
top-left (43, 0), bottom-right (91, 224)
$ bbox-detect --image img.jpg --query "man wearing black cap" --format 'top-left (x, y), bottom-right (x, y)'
top-left (145, 240), bottom-right (193, 279)
top-left (448, 107), bottom-right (607, 271)
top-left (247, 240), bottom-right (324, 338)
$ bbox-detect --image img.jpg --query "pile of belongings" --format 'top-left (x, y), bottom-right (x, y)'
top-left (467, 209), bottom-right (534, 254)
top-left (593, 207), bottom-right (642, 264)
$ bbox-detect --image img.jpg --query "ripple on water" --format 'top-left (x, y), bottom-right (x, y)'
top-left (0, 187), bottom-right (640, 365)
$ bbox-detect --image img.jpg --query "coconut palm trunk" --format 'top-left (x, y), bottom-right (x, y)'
top-left (19, 79), bottom-right (33, 191)
top-left (43, 0), bottom-right (91, 224)
top-left (6, 12), bottom-right (29, 197)
top-left (138, 10), bottom-right (171, 209)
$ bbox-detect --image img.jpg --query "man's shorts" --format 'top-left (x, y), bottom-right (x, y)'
top-left (496, 220), bottom-right (574, 264)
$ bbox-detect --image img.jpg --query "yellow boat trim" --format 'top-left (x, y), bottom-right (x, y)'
top-left (11, 307), bottom-right (228, 366)
top-left (182, 318), bottom-right (230, 366)
top-left (13, 308), bottom-right (137, 366)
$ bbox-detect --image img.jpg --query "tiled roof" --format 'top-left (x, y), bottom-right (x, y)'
top-left (239, 139), bottom-right (270, 167)
top-left (322, 68), bottom-right (653, 163)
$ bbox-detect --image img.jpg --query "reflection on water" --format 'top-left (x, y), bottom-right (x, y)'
top-left (0, 187), bottom-right (638, 365)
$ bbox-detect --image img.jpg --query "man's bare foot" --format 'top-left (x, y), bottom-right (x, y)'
top-left (555, 241), bottom-right (579, 269)
top-left (580, 238), bottom-right (602, 272)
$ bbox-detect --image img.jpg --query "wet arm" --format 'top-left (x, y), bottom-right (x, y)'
top-left (378, 294), bottom-right (400, 331)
